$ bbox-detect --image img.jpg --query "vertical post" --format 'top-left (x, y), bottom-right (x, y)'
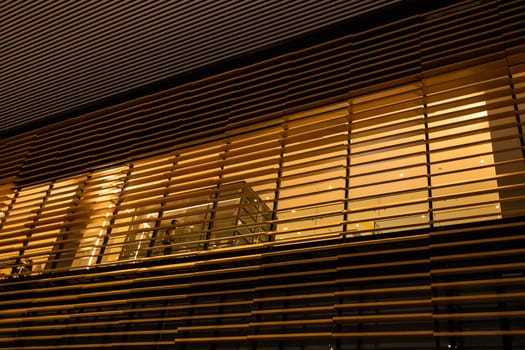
top-left (270, 124), bottom-right (287, 242)
top-left (97, 164), bottom-right (132, 264)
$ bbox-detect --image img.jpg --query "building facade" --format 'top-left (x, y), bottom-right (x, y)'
top-left (1, 1), bottom-right (525, 349)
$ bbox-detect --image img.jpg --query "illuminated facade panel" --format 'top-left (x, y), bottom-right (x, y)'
top-left (0, 1), bottom-right (524, 349)
top-left (1, 58), bottom-right (524, 276)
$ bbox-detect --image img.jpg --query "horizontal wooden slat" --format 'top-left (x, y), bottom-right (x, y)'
top-left (0, 219), bottom-right (523, 348)
top-left (1, 1), bottom-right (525, 349)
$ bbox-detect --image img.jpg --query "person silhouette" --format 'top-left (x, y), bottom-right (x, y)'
top-left (18, 258), bottom-right (33, 276)
top-left (163, 219), bottom-right (177, 255)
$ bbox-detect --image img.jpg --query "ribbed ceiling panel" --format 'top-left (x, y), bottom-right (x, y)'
top-left (0, 0), bottom-right (399, 135)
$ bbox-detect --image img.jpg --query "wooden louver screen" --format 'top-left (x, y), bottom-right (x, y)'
top-left (0, 0), bottom-right (523, 273)
top-left (0, 0), bottom-right (524, 349)
top-left (0, 221), bottom-right (524, 348)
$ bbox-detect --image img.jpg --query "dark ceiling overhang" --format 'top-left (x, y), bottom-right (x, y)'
top-left (0, 0), bottom-right (436, 137)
